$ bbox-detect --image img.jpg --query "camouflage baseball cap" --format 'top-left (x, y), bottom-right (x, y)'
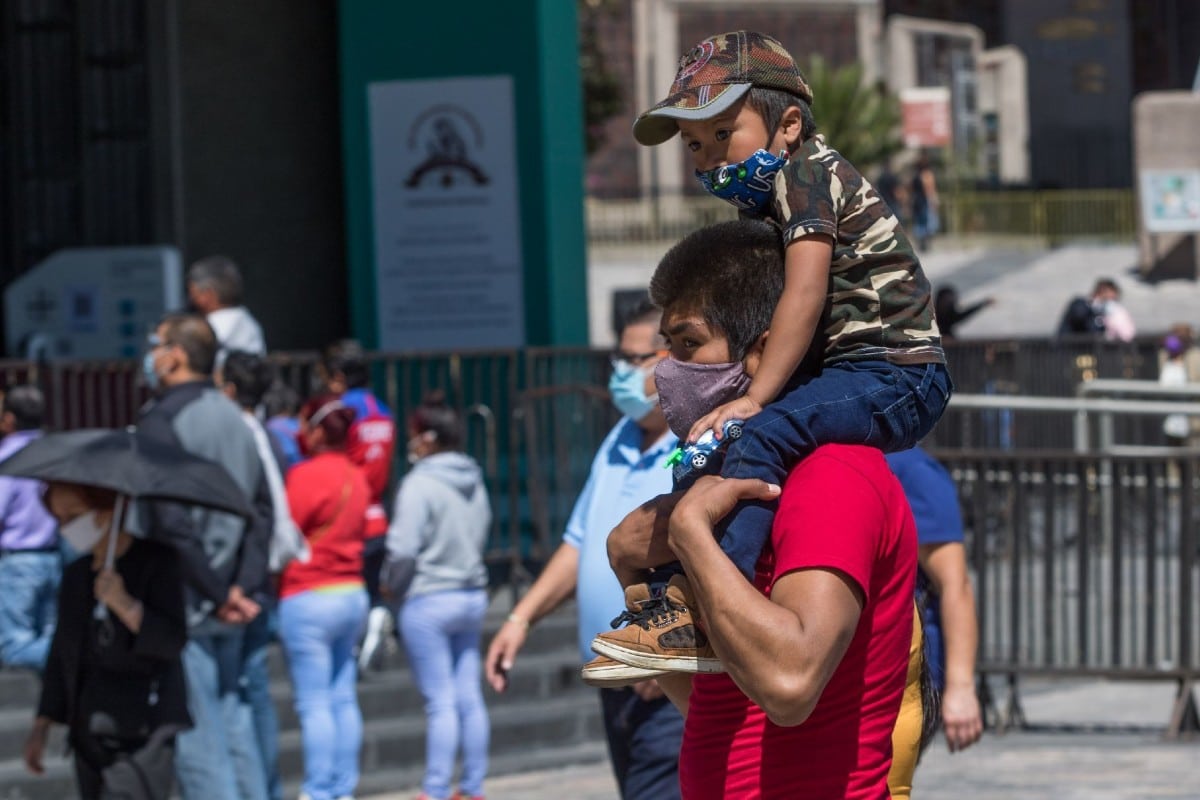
top-left (633, 31), bottom-right (813, 146)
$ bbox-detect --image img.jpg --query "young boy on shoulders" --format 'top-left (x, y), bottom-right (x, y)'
top-left (591, 31), bottom-right (949, 675)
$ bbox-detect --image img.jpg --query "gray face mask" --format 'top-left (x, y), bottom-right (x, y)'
top-left (654, 357), bottom-right (751, 441)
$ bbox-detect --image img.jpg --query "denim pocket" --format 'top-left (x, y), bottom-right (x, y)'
top-left (869, 391), bottom-right (920, 451)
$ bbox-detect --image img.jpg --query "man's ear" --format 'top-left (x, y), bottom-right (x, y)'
top-left (743, 331), bottom-right (769, 378)
top-left (779, 106), bottom-right (804, 150)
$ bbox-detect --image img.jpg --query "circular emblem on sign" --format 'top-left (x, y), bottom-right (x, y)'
top-left (677, 41), bottom-right (716, 80)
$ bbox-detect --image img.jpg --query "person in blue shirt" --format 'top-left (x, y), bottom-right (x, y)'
top-left (885, 446), bottom-right (983, 754)
top-left (484, 302), bottom-right (684, 800)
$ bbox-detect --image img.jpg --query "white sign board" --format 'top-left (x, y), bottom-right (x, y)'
top-left (367, 75), bottom-right (525, 351)
top-left (1140, 170), bottom-right (1200, 233)
top-left (4, 246), bottom-right (182, 360)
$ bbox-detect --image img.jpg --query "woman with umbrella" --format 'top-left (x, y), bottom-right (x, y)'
top-left (0, 427), bottom-right (258, 799)
top-left (22, 482), bottom-right (190, 799)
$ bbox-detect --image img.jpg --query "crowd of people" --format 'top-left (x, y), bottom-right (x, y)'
top-left (1, 256), bottom-right (495, 800)
top-left (0, 27), bottom-right (1025, 800)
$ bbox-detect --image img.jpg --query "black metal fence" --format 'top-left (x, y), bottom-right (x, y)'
top-left (935, 448), bottom-right (1200, 736)
top-left (6, 339), bottom-right (1200, 732)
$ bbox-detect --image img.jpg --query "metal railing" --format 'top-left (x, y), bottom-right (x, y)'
top-left (586, 189), bottom-right (1136, 246)
top-left (6, 346), bottom-right (1200, 731)
top-left (934, 447), bottom-right (1200, 737)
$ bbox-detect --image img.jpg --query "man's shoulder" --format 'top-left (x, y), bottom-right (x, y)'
top-left (798, 444), bottom-right (891, 482)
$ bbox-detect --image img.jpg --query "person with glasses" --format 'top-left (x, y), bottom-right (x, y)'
top-left (135, 314), bottom-right (273, 800)
top-left (485, 302), bottom-right (685, 800)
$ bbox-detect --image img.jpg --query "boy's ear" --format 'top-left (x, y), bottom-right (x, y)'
top-left (743, 331), bottom-right (770, 378)
top-left (779, 106), bottom-right (804, 150)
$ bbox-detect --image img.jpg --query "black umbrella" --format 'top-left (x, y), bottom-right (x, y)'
top-left (0, 427), bottom-right (253, 519)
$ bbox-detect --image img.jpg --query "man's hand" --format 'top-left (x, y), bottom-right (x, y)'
top-left (941, 680), bottom-right (983, 752)
top-left (216, 585), bottom-right (261, 624)
top-left (607, 491), bottom-right (685, 588)
top-left (23, 717), bottom-right (50, 775)
top-left (485, 619), bottom-right (529, 693)
top-left (667, 476), bottom-right (780, 553)
top-left (687, 396), bottom-right (763, 444)
top-left (94, 568), bottom-right (133, 615)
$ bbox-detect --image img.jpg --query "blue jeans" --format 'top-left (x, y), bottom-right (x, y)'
top-left (279, 588), bottom-right (368, 800)
top-left (599, 688), bottom-right (684, 800)
top-left (0, 551), bottom-right (60, 671)
top-left (175, 624), bottom-right (269, 800)
top-left (242, 605), bottom-right (281, 800)
top-left (717, 360), bottom-right (952, 577)
top-left (400, 589), bottom-right (490, 800)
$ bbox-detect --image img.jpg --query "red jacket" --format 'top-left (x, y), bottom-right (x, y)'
top-left (280, 452), bottom-right (370, 598)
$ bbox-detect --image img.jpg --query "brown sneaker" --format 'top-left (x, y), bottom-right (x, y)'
top-left (580, 654), bottom-right (669, 688)
top-left (590, 575), bottom-right (723, 674)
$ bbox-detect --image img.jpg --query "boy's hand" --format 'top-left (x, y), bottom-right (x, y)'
top-left (688, 396), bottom-right (762, 444)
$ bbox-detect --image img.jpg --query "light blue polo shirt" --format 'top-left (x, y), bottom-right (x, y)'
top-left (563, 417), bottom-right (677, 664)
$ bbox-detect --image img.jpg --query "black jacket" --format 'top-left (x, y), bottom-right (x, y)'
top-left (38, 540), bottom-right (191, 740)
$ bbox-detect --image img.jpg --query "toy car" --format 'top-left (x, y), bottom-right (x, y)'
top-left (666, 419), bottom-right (744, 481)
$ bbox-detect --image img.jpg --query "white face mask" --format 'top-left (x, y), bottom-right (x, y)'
top-left (59, 510), bottom-right (107, 554)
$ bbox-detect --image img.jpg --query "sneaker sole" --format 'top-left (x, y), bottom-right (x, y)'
top-left (591, 638), bottom-right (725, 674)
top-left (579, 661), bottom-right (669, 688)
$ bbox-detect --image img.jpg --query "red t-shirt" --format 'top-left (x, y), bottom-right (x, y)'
top-left (680, 445), bottom-right (917, 800)
top-left (280, 452), bottom-right (371, 598)
top-left (343, 389), bottom-right (397, 539)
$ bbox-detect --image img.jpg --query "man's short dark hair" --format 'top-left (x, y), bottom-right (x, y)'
top-left (1093, 278), bottom-right (1120, 297)
top-left (222, 351), bottom-right (275, 409)
top-left (649, 219), bottom-right (785, 360)
top-left (159, 312), bottom-right (218, 377)
top-left (321, 339), bottom-right (369, 389)
top-left (2, 385), bottom-right (45, 430)
top-left (187, 255), bottom-right (244, 307)
top-left (747, 88), bottom-right (817, 143)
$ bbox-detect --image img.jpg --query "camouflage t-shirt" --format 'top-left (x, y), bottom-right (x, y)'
top-left (765, 134), bottom-right (944, 366)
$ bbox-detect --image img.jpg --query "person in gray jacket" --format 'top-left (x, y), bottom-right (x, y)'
top-left (137, 313), bottom-right (272, 800)
top-left (383, 392), bottom-right (491, 800)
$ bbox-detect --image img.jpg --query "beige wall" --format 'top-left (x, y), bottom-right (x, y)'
top-left (978, 46), bottom-right (1030, 184)
top-left (1133, 92), bottom-right (1200, 278)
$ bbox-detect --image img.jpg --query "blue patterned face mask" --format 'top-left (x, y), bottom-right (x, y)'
top-left (695, 149), bottom-right (788, 213)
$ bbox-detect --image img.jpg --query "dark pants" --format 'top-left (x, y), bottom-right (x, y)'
top-left (362, 535), bottom-right (387, 606)
top-left (717, 360), bottom-right (952, 578)
top-left (599, 688), bottom-right (684, 800)
top-left (73, 731), bottom-right (176, 800)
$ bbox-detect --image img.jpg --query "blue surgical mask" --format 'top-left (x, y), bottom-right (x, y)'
top-left (142, 351), bottom-right (160, 390)
top-left (608, 361), bottom-right (658, 421)
top-left (696, 149), bottom-right (788, 213)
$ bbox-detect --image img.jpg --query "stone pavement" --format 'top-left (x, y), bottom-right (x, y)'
top-left (363, 677), bottom-right (1200, 799)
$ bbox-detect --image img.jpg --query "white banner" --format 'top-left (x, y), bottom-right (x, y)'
top-left (1140, 170), bottom-right (1200, 233)
top-left (367, 75), bottom-right (526, 351)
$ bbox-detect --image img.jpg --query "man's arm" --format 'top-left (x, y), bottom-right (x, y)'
top-left (484, 541), bottom-right (579, 692)
top-left (919, 541), bottom-right (982, 751)
top-left (667, 476), bottom-right (863, 727)
top-left (232, 468), bottom-right (272, 596)
top-left (606, 490), bottom-right (684, 588)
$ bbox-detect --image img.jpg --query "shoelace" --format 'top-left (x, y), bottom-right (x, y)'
top-left (609, 591), bottom-right (682, 630)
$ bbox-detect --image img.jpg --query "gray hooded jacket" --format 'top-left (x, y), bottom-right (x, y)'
top-left (383, 451), bottom-right (490, 599)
